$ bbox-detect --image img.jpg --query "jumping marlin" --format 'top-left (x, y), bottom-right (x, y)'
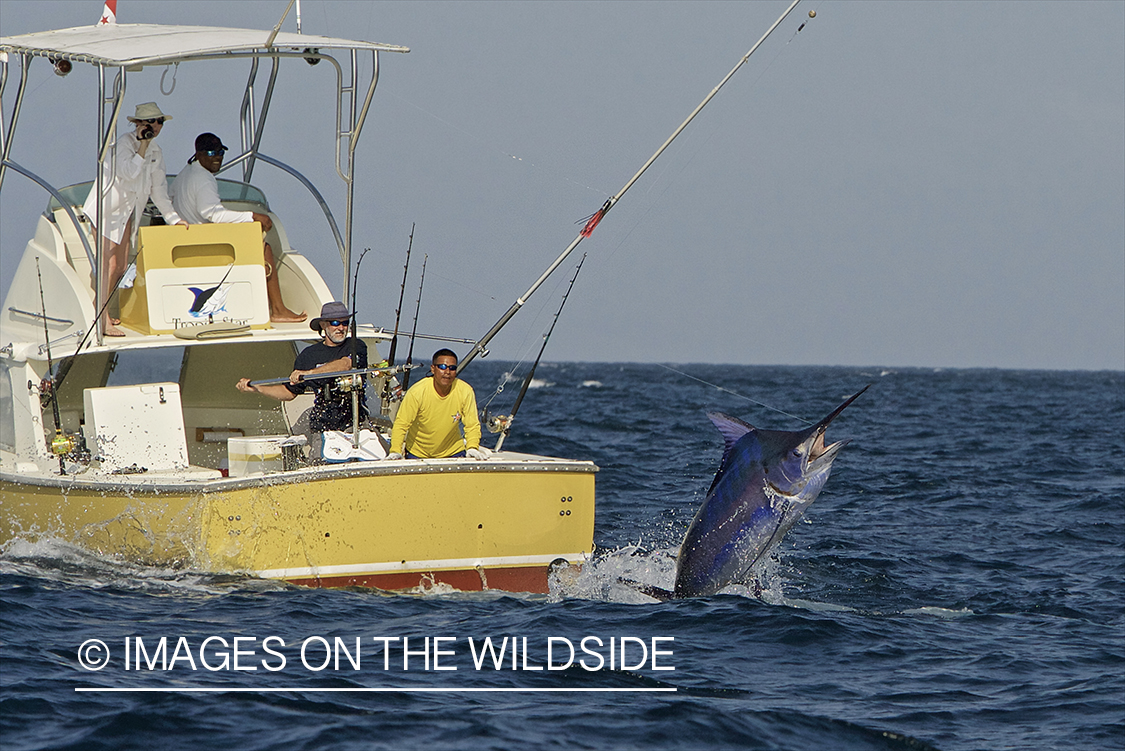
top-left (647, 386), bottom-right (869, 600)
top-left (188, 263), bottom-right (235, 316)
top-left (673, 386), bottom-right (869, 598)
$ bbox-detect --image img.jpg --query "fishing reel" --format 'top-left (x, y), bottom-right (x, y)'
top-left (483, 411), bottom-right (512, 435)
top-left (36, 375), bottom-right (55, 411)
top-left (332, 373), bottom-right (365, 393)
top-left (46, 427), bottom-right (90, 464)
top-left (369, 361), bottom-right (411, 404)
top-left (381, 377), bottom-right (404, 403)
top-left (50, 429), bottom-right (76, 457)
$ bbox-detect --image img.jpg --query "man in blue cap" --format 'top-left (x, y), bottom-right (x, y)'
top-left (171, 132), bottom-right (305, 323)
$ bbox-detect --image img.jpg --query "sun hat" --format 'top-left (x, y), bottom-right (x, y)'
top-left (127, 102), bottom-right (172, 122)
top-left (310, 301), bottom-right (352, 332)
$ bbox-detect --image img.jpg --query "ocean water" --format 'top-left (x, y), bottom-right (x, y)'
top-left (2, 363), bottom-right (1122, 751)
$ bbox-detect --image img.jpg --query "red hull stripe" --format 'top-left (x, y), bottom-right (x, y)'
top-left (285, 564), bottom-right (551, 593)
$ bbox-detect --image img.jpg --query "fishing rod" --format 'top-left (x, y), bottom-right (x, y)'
top-left (35, 257), bottom-right (72, 473)
top-left (458, 0), bottom-right (805, 373)
top-left (349, 248), bottom-right (370, 348)
top-left (348, 247), bottom-right (371, 447)
top-left (387, 224), bottom-right (414, 366)
top-left (248, 362), bottom-right (419, 389)
top-left (493, 253), bottom-right (586, 452)
top-left (40, 264), bottom-right (132, 411)
top-left (401, 254), bottom-right (427, 390)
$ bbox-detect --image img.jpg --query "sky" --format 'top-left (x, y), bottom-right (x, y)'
top-left (1, 0), bottom-right (1122, 370)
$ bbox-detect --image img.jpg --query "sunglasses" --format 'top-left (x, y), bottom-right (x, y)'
top-left (326, 319), bottom-right (350, 327)
top-left (200, 148), bottom-right (225, 157)
top-left (433, 363), bottom-right (457, 372)
top-left (138, 118), bottom-right (166, 125)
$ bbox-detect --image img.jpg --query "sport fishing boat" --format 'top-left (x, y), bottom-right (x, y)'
top-left (0, 17), bottom-right (596, 592)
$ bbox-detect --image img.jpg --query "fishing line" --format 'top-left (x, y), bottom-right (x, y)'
top-left (593, 5), bottom-right (817, 268)
top-left (657, 363), bottom-right (813, 425)
top-left (596, 129), bottom-right (717, 267)
top-left (480, 267), bottom-right (574, 411)
top-left (787, 5), bottom-right (822, 44)
top-left (423, 268), bottom-right (496, 302)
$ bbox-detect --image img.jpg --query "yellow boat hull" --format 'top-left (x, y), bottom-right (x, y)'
top-left (0, 457), bottom-right (595, 593)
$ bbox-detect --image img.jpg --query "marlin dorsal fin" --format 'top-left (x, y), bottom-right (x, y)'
top-left (706, 412), bottom-right (755, 460)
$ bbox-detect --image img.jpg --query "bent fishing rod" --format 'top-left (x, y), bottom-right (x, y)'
top-left (348, 247), bottom-right (371, 447)
top-left (387, 224), bottom-right (414, 366)
top-left (458, 0), bottom-right (805, 373)
top-left (493, 253), bottom-right (586, 452)
top-left (349, 247), bottom-right (371, 353)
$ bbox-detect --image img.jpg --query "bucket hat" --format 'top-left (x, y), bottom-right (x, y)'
top-left (310, 301), bottom-right (352, 332)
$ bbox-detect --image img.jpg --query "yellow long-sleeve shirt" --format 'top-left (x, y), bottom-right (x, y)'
top-left (390, 377), bottom-right (481, 458)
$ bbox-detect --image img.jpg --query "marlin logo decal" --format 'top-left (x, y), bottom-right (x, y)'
top-left (188, 264), bottom-right (234, 316)
top-left (670, 386), bottom-right (868, 598)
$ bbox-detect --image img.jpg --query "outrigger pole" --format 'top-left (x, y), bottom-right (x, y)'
top-left (459, 0), bottom-right (803, 372)
top-left (493, 253), bottom-right (586, 452)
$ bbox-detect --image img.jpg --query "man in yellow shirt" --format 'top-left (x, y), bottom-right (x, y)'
top-left (388, 349), bottom-right (487, 460)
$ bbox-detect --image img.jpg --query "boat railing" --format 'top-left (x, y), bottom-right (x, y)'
top-left (222, 151), bottom-right (347, 268)
top-left (4, 159), bottom-right (97, 271)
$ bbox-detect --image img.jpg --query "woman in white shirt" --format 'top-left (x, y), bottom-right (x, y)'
top-left (81, 102), bottom-right (185, 336)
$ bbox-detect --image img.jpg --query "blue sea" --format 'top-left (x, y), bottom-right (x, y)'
top-left (2, 364), bottom-right (1123, 750)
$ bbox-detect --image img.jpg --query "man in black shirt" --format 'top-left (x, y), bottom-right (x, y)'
top-left (236, 301), bottom-right (368, 433)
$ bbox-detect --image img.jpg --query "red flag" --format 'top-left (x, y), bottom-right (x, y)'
top-left (98, 0), bottom-right (117, 25)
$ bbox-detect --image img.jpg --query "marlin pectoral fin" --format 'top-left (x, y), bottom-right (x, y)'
top-left (618, 578), bottom-right (677, 601)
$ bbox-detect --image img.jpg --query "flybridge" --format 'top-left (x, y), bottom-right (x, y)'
top-left (0, 22), bottom-right (409, 321)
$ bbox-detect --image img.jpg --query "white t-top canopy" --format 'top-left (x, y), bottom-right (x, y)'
top-left (0, 23), bottom-right (408, 67)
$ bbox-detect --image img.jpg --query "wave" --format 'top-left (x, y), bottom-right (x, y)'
top-left (0, 536), bottom-right (286, 595)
